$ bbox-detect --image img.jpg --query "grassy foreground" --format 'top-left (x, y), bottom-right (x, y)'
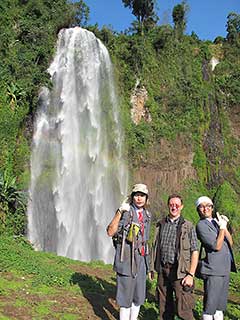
top-left (0, 236), bottom-right (239, 320)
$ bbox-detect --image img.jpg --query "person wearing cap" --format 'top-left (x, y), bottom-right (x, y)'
top-left (151, 193), bottom-right (198, 320)
top-left (195, 196), bottom-right (237, 320)
top-left (107, 183), bottom-right (151, 320)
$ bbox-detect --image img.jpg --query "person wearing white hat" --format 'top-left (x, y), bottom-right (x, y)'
top-left (107, 184), bottom-right (151, 320)
top-left (195, 196), bottom-right (237, 320)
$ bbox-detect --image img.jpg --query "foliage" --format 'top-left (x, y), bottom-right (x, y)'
top-left (122, 0), bottom-right (158, 34)
top-left (108, 28), bottom-right (204, 144)
top-left (70, 0), bottom-right (89, 27)
top-left (214, 181), bottom-right (239, 219)
top-left (215, 63), bottom-right (240, 107)
top-left (172, 1), bottom-right (188, 38)
top-left (213, 36), bottom-right (225, 44)
top-left (181, 181), bottom-right (208, 223)
top-left (0, 0), bottom-right (240, 254)
top-left (226, 12), bottom-right (240, 45)
top-left (0, 235), bottom-right (71, 287)
top-left (0, 235), bottom-right (115, 318)
top-left (0, 170), bottom-right (27, 235)
top-left (192, 143), bottom-right (208, 186)
top-left (151, 25), bottom-right (174, 51)
top-left (89, 10), bottom-right (240, 252)
top-left (91, 20), bottom-right (240, 241)
top-left (0, 0), bottom-right (90, 234)
top-left (0, 235), bottom-right (239, 319)
top-left (213, 181), bottom-right (240, 249)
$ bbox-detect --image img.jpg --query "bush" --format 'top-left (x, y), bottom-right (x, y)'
top-left (0, 170), bottom-right (27, 235)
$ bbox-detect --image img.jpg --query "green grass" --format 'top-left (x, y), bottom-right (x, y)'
top-left (0, 235), bottom-right (239, 319)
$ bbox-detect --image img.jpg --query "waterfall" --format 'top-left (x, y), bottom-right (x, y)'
top-left (27, 27), bottom-right (128, 263)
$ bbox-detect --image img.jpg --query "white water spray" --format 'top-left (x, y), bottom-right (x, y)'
top-left (27, 27), bottom-right (128, 263)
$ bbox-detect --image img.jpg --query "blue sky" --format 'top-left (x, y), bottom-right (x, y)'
top-left (84, 0), bottom-right (240, 41)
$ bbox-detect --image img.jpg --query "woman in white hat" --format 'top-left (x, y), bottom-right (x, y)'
top-left (195, 196), bottom-right (236, 320)
top-left (107, 184), bottom-right (151, 320)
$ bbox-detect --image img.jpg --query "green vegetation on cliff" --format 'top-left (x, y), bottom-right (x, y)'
top-left (0, 0), bottom-right (89, 181)
top-left (0, 0), bottom-right (240, 248)
top-left (0, 0), bottom-right (88, 235)
top-left (0, 1), bottom-right (240, 318)
top-left (90, 8), bottom-right (240, 252)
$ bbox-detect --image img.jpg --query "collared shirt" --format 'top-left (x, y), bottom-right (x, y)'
top-left (160, 216), bottom-right (179, 264)
top-left (160, 216), bottom-right (198, 265)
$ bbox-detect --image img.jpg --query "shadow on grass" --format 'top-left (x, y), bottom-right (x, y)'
top-left (140, 306), bottom-right (159, 319)
top-left (139, 281), bottom-right (159, 319)
top-left (70, 272), bottom-right (118, 320)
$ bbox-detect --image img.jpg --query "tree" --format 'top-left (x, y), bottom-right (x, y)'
top-left (226, 12), bottom-right (240, 44)
top-left (122, 0), bottom-right (157, 34)
top-left (70, 0), bottom-right (89, 27)
top-left (0, 0), bottom-right (85, 187)
top-left (214, 36), bottom-right (225, 45)
top-left (172, 1), bottom-right (188, 38)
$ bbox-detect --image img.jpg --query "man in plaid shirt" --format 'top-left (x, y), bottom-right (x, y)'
top-left (151, 194), bottom-right (199, 320)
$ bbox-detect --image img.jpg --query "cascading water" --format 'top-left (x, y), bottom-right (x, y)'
top-left (27, 27), bottom-right (128, 263)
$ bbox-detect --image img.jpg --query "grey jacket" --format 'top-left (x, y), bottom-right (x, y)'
top-left (113, 205), bottom-right (151, 277)
top-left (196, 219), bottom-right (236, 276)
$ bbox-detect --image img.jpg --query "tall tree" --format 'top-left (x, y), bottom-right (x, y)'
top-left (70, 0), bottom-right (89, 27)
top-left (172, 1), bottom-right (188, 38)
top-left (122, 0), bottom-right (157, 34)
top-left (226, 12), bottom-right (240, 44)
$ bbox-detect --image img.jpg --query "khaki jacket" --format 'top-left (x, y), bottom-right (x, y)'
top-left (151, 217), bottom-right (195, 279)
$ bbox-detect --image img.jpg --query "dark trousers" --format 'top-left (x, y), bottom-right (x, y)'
top-left (156, 264), bottom-right (195, 320)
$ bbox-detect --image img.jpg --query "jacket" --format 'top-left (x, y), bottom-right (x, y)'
top-left (196, 218), bottom-right (237, 276)
top-left (152, 216), bottom-right (196, 279)
top-left (113, 205), bottom-right (151, 277)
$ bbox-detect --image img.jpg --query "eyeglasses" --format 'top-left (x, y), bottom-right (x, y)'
top-left (198, 205), bottom-right (213, 210)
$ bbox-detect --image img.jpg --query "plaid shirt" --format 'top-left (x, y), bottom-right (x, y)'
top-left (160, 216), bottom-right (198, 265)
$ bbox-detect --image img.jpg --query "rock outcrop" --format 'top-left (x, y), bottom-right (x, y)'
top-left (130, 81), bottom-right (151, 125)
top-left (133, 135), bottom-right (197, 213)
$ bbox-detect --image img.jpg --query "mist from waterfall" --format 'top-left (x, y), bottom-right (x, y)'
top-left (27, 27), bottom-right (128, 263)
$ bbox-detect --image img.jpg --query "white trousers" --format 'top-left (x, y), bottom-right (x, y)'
top-left (119, 303), bottom-right (140, 320)
top-left (213, 310), bottom-right (223, 320)
top-left (202, 310), bottom-right (223, 320)
top-left (202, 314), bottom-right (213, 320)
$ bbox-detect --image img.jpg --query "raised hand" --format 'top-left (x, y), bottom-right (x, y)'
top-left (119, 197), bottom-right (130, 213)
top-left (215, 212), bottom-right (228, 229)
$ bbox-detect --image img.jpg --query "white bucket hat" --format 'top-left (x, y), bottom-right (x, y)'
top-left (195, 196), bottom-right (213, 208)
top-left (131, 183), bottom-right (148, 195)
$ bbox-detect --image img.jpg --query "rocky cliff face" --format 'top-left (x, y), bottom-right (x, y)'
top-left (130, 82), bottom-right (197, 213)
top-left (228, 103), bottom-right (240, 193)
top-left (130, 82), bottom-right (151, 125)
top-left (133, 136), bottom-right (197, 213)
top-left (129, 68), bottom-right (240, 216)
